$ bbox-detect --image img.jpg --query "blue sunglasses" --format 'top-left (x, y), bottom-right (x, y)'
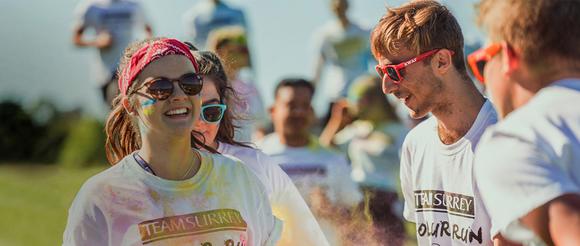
top-left (200, 104), bottom-right (227, 123)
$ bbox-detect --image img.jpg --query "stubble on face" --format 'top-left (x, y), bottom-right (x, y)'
top-left (406, 68), bottom-right (445, 119)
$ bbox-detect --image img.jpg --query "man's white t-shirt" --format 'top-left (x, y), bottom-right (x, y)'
top-left (314, 21), bottom-right (373, 99)
top-left (258, 134), bottom-right (362, 207)
top-left (400, 100), bottom-right (497, 245)
top-left (74, 0), bottom-right (149, 84)
top-left (217, 142), bottom-right (329, 246)
top-left (475, 79), bottom-right (580, 243)
top-left (63, 150), bottom-right (282, 246)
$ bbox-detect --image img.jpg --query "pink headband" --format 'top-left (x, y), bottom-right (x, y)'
top-left (118, 38), bottom-right (199, 95)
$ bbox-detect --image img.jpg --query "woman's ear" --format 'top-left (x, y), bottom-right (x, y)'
top-left (122, 97), bottom-right (137, 116)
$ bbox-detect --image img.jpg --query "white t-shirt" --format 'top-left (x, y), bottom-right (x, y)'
top-left (258, 134), bottom-right (362, 207)
top-left (74, 0), bottom-right (149, 84)
top-left (217, 142), bottom-right (329, 246)
top-left (182, 1), bottom-right (247, 48)
top-left (63, 150), bottom-right (282, 246)
top-left (475, 79), bottom-right (580, 243)
top-left (314, 21), bottom-right (373, 99)
top-left (400, 100), bottom-right (497, 245)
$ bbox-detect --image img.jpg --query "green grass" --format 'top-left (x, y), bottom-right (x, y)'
top-left (0, 164), bottom-right (106, 246)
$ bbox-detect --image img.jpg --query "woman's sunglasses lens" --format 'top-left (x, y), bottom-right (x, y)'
top-left (180, 74), bottom-right (203, 96)
top-left (387, 67), bottom-right (400, 81)
top-left (203, 106), bottom-right (224, 122)
top-left (147, 79), bottom-right (173, 100)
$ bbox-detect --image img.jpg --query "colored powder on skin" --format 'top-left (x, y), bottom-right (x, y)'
top-left (141, 99), bottom-right (156, 116)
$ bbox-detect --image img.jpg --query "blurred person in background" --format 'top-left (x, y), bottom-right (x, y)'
top-left (312, 0), bottom-right (374, 129)
top-left (472, 0), bottom-right (580, 245)
top-left (258, 78), bottom-right (362, 245)
top-left (312, 0), bottom-right (373, 100)
top-left (63, 38), bottom-right (281, 245)
top-left (183, 0), bottom-right (247, 49)
top-left (371, 0), bottom-right (497, 245)
top-left (207, 26), bottom-right (267, 142)
top-left (189, 47), bottom-right (329, 246)
top-left (73, 0), bottom-right (152, 105)
top-left (320, 74), bottom-right (408, 245)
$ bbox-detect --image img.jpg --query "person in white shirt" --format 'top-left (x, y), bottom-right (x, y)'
top-left (320, 74), bottom-right (409, 245)
top-left (258, 78), bottom-right (363, 245)
top-left (312, 0), bottom-right (373, 100)
top-left (370, 1), bottom-right (498, 245)
top-left (72, 0), bottom-right (152, 104)
top-left (189, 47), bottom-right (329, 246)
top-left (470, 1), bottom-right (580, 245)
top-left (182, 0), bottom-right (247, 49)
top-left (63, 38), bottom-right (281, 246)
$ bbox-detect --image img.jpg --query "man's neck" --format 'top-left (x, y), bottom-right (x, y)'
top-left (278, 132), bottom-right (309, 147)
top-left (431, 79), bottom-right (486, 145)
top-left (139, 134), bottom-right (200, 180)
top-left (338, 16), bottom-right (349, 29)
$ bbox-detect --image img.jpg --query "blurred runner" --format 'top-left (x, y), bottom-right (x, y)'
top-left (72, 0), bottom-right (152, 105)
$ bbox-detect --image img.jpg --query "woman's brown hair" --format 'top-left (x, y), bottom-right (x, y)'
top-left (104, 38), bottom-right (213, 165)
top-left (191, 49), bottom-right (253, 149)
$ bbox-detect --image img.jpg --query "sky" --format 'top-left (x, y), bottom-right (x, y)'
top-left (0, 0), bottom-right (483, 119)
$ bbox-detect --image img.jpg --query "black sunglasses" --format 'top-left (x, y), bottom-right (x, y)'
top-left (133, 73), bottom-right (203, 100)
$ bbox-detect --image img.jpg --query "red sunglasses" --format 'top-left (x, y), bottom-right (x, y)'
top-left (375, 49), bottom-right (442, 83)
top-left (467, 43), bottom-right (502, 84)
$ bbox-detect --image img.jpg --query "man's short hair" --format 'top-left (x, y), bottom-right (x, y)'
top-left (478, 0), bottom-right (580, 67)
top-left (274, 78), bottom-right (315, 99)
top-left (370, 0), bottom-right (466, 73)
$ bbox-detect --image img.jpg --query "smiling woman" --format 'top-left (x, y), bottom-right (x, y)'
top-left (62, 38), bottom-right (282, 246)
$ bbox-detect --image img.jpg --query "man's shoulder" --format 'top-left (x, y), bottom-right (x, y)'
top-left (402, 116), bottom-right (437, 147)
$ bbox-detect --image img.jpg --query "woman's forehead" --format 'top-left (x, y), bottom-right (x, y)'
top-left (201, 79), bottom-right (220, 99)
top-left (137, 55), bottom-right (196, 81)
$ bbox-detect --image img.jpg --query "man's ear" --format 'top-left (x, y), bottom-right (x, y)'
top-left (433, 49), bottom-right (453, 75)
top-left (122, 97), bottom-right (137, 116)
top-left (501, 41), bottom-right (520, 77)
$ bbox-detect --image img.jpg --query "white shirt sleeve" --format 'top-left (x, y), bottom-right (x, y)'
top-left (62, 182), bottom-right (109, 246)
top-left (475, 133), bottom-right (580, 239)
top-left (258, 153), bottom-right (330, 245)
top-left (400, 136), bottom-right (416, 222)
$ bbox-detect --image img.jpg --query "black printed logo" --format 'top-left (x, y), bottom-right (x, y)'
top-left (414, 190), bottom-right (475, 219)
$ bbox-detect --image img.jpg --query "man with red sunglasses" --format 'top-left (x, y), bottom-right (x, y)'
top-left (370, 1), bottom-right (497, 245)
top-left (472, 1), bottom-right (580, 245)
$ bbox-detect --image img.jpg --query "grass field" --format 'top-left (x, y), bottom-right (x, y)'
top-left (0, 164), bottom-right (106, 246)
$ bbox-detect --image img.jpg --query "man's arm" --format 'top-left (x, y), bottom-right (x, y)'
top-left (519, 194), bottom-right (580, 246)
top-left (72, 24), bottom-right (112, 49)
top-left (311, 54), bottom-right (325, 88)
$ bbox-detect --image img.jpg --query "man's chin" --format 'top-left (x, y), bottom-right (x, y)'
top-left (408, 108), bottom-right (428, 120)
